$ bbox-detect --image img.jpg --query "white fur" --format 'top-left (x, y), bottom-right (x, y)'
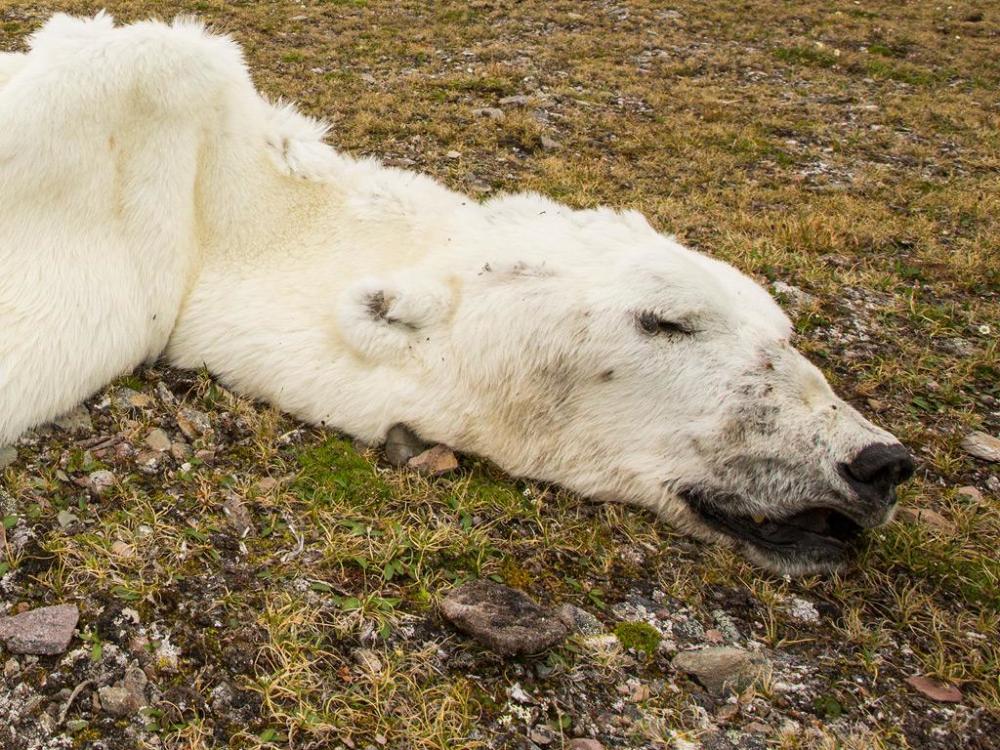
top-left (1, 16), bottom-right (905, 572)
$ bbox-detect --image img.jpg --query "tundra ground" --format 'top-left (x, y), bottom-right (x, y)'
top-left (0, 1), bottom-right (998, 749)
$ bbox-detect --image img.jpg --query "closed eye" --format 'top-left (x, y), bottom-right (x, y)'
top-left (636, 311), bottom-right (696, 337)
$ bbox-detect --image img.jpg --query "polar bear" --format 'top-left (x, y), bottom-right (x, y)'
top-left (0, 14), bottom-right (913, 574)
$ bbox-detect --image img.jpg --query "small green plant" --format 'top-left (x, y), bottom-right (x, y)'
top-left (773, 46), bottom-right (837, 69)
top-left (813, 694), bottom-right (844, 719)
top-left (613, 621), bottom-right (661, 657)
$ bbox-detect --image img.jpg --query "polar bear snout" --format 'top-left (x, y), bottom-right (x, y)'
top-left (839, 442), bottom-right (915, 514)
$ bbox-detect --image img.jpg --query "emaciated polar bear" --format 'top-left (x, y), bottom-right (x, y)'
top-left (0, 15), bottom-right (913, 574)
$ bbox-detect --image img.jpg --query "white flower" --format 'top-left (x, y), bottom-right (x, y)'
top-left (979, 325), bottom-right (992, 335)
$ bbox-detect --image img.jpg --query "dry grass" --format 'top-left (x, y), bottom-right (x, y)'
top-left (1, 1), bottom-right (998, 749)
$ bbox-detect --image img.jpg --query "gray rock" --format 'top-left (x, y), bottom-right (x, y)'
top-left (113, 388), bottom-right (153, 410)
top-left (384, 423), bottom-right (431, 467)
top-left (170, 441), bottom-right (192, 461)
top-left (408, 445), bottom-right (458, 475)
top-left (56, 509), bottom-right (80, 530)
top-left (144, 428), bottom-right (172, 453)
top-left (941, 337), bottom-right (975, 357)
top-left (770, 281), bottom-right (815, 310)
top-left (88, 470), bottom-right (116, 496)
top-left (223, 493), bottom-right (254, 537)
top-left (441, 580), bottom-right (569, 656)
top-left (673, 616), bottom-right (705, 643)
top-left (99, 665), bottom-right (148, 717)
top-left (0, 446), bottom-right (17, 470)
top-left (712, 609), bottom-right (742, 641)
top-left (961, 431), bottom-right (1000, 463)
top-left (472, 107), bottom-right (505, 120)
top-left (176, 408), bottom-right (212, 441)
top-left (52, 406), bottom-right (93, 435)
top-left (98, 687), bottom-right (139, 717)
top-left (568, 741), bottom-right (605, 750)
top-left (672, 646), bottom-right (767, 697)
top-left (155, 382), bottom-right (176, 406)
top-left (135, 450), bottom-right (164, 474)
top-left (782, 597), bottom-right (820, 624)
top-left (557, 604), bottom-right (604, 636)
top-left (0, 604), bottom-right (79, 655)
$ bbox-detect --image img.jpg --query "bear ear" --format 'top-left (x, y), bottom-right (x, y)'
top-left (336, 275), bottom-right (456, 362)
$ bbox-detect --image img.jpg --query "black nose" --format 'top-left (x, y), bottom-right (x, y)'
top-left (840, 443), bottom-right (915, 505)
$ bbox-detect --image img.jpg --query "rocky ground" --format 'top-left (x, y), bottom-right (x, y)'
top-left (1, 1), bottom-right (998, 749)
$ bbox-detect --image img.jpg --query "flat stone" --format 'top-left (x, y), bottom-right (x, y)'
top-left (170, 441), bottom-right (192, 461)
top-left (408, 445), bottom-right (458, 475)
top-left (52, 406), bottom-right (93, 435)
top-left (896, 506), bottom-right (956, 534)
top-left (472, 107), bottom-right (504, 120)
top-left (441, 580), bottom-right (569, 656)
top-left (941, 337), bottom-right (975, 357)
top-left (155, 383), bottom-right (176, 406)
top-left (672, 646), bottom-right (767, 697)
top-left (99, 686), bottom-right (140, 717)
top-left (961, 431), bottom-right (1000, 462)
top-left (783, 596), bottom-right (821, 624)
top-left (136, 450), bottom-right (164, 473)
top-left (568, 741), bottom-right (605, 750)
top-left (557, 604), bottom-right (603, 636)
top-left (384, 423), bottom-right (430, 467)
top-left (176, 408), bottom-right (212, 440)
top-left (114, 388), bottom-right (152, 410)
top-left (223, 494), bottom-right (254, 537)
top-left (905, 675), bottom-right (962, 703)
top-left (99, 665), bottom-right (148, 716)
top-left (956, 486), bottom-right (983, 503)
top-left (770, 280), bottom-right (815, 309)
top-left (87, 470), bottom-right (115, 496)
top-left (0, 604), bottom-right (79, 655)
top-left (144, 428), bottom-right (172, 453)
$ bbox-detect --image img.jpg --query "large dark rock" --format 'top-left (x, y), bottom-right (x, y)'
top-left (441, 580), bottom-right (569, 656)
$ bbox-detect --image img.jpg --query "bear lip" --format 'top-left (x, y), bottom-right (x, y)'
top-left (680, 489), bottom-right (865, 555)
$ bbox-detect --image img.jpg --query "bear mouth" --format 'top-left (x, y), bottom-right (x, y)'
top-left (680, 489), bottom-right (865, 561)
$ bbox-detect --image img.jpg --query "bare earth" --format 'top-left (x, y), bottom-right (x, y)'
top-left (1, 2), bottom-right (998, 749)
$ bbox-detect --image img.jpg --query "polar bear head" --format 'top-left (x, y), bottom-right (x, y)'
top-left (339, 194), bottom-right (913, 575)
